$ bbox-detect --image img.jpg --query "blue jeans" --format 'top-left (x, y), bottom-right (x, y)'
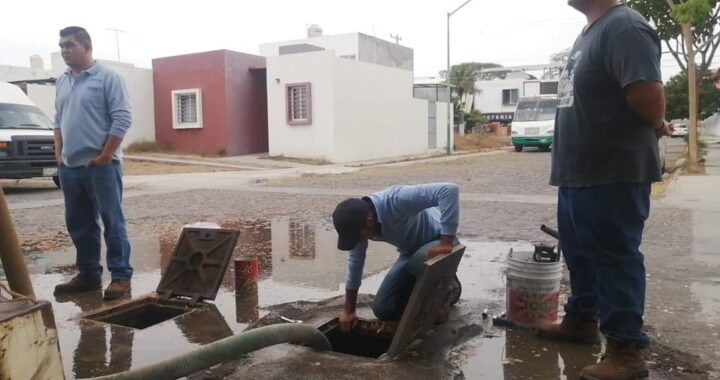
top-left (372, 240), bottom-right (444, 321)
top-left (59, 162), bottom-right (133, 281)
top-left (558, 184), bottom-right (651, 348)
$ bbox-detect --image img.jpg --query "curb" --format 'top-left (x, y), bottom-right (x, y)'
top-left (351, 147), bottom-right (513, 168)
top-left (124, 155), bottom-right (259, 171)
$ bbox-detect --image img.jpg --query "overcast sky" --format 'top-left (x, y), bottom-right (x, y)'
top-left (1, 0), bottom-right (694, 80)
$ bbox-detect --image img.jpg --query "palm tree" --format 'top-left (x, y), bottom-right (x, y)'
top-left (441, 62), bottom-right (503, 110)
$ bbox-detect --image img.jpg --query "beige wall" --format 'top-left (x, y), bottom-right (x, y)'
top-left (266, 50), bottom-right (337, 161)
top-left (266, 50), bottom-right (448, 163)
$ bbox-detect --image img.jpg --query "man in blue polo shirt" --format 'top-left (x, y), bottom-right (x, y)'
top-left (52, 26), bottom-right (133, 301)
top-left (332, 183), bottom-right (462, 332)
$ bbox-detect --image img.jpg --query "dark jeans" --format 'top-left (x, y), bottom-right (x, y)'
top-left (372, 240), bottom-right (441, 321)
top-left (558, 183), bottom-right (651, 348)
top-left (59, 162), bottom-right (133, 281)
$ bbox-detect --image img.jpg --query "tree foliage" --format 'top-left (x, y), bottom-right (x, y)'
top-left (440, 62), bottom-right (503, 101)
top-left (550, 47), bottom-right (573, 67)
top-left (627, 0), bottom-right (719, 73)
top-left (665, 69), bottom-right (720, 119)
top-left (464, 109), bottom-right (487, 129)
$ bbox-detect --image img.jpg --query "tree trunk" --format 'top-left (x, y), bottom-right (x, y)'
top-left (683, 23), bottom-right (700, 172)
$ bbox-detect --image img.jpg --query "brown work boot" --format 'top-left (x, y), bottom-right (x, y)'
top-left (104, 280), bottom-right (131, 300)
top-left (54, 275), bottom-right (102, 295)
top-left (537, 314), bottom-right (601, 344)
top-left (580, 340), bottom-right (648, 380)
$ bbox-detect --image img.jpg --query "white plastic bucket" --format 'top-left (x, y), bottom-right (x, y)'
top-left (505, 249), bottom-right (563, 328)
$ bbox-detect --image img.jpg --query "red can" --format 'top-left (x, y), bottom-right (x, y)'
top-left (235, 256), bottom-right (258, 291)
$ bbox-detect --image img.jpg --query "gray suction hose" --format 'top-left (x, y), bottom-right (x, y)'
top-left (86, 323), bottom-right (332, 380)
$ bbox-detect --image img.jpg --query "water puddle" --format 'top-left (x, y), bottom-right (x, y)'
top-left (451, 328), bottom-right (599, 380)
top-left (5, 221), bottom-right (584, 379)
top-left (447, 241), bottom-right (598, 380)
top-left (11, 218), bottom-right (403, 379)
top-left (691, 279), bottom-right (720, 328)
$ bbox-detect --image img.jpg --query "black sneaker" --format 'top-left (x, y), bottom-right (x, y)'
top-left (434, 275), bottom-right (462, 325)
top-left (445, 275), bottom-right (462, 306)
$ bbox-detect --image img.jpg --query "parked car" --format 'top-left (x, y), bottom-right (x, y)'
top-left (511, 95), bottom-right (557, 152)
top-left (671, 122), bottom-right (688, 138)
top-left (0, 82), bottom-right (59, 187)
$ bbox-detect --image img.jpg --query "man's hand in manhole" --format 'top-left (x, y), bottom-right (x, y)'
top-left (340, 311), bottom-right (358, 333)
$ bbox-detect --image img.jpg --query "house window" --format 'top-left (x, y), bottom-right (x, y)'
top-left (540, 81), bottom-right (559, 95)
top-left (171, 89), bottom-right (203, 129)
top-left (289, 221), bottom-right (315, 259)
top-left (502, 89), bottom-right (519, 106)
top-left (286, 83), bottom-right (312, 125)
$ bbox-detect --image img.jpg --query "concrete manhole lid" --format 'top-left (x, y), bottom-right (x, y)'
top-left (386, 245), bottom-right (465, 358)
top-left (157, 228), bottom-right (240, 303)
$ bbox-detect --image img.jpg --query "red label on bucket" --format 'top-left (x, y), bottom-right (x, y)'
top-left (235, 257), bottom-right (258, 291)
top-left (507, 287), bottom-right (559, 326)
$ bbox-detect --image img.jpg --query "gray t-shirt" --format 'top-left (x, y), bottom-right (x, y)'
top-left (550, 5), bottom-right (663, 187)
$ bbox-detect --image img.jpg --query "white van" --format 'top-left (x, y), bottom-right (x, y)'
top-left (511, 95), bottom-right (558, 152)
top-left (0, 82), bottom-right (58, 185)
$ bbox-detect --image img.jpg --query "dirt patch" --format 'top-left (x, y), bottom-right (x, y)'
top-left (651, 174), bottom-right (675, 198)
top-left (125, 141), bottom-right (172, 154)
top-left (19, 231), bottom-right (71, 253)
top-left (264, 155), bottom-right (331, 165)
top-left (454, 134), bottom-right (510, 151)
top-left (122, 160), bottom-right (239, 175)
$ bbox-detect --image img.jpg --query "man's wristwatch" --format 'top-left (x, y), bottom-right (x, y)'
top-left (654, 121), bottom-right (667, 131)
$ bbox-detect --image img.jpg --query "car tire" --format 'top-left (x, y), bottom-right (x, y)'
top-left (52, 175), bottom-right (61, 189)
top-left (514, 145), bottom-right (523, 152)
top-left (540, 145), bottom-right (552, 152)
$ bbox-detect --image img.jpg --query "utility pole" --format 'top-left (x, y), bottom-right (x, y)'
top-left (106, 28), bottom-right (125, 62)
top-left (683, 22), bottom-right (700, 172)
top-left (446, 0), bottom-right (473, 155)
top-left (0, 185), bottom-right (35, 298)
top-left (390, 33), bottom-right (402, 44)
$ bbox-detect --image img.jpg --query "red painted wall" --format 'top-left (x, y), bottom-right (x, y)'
top-left (224, 52), bottom-right (268, 156)
top-left (152, 50), bottom-right (268, 155)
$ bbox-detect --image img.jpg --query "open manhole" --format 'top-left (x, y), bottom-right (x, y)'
top-left (85, 297), bottom-right (191, 329)
top-left (82, 228), bottom-right (239, 330)
top-left (297, 246), bottom-right (465, 360)
top-left (319, 318), bottom-right (396, 358)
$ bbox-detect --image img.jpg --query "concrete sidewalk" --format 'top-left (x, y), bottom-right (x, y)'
top-left (125, 147), bottom-right (511, 173)
top-left (660, 143), bottom-right (720, 266)
top-left (654, 142), bottom-right (720, 376)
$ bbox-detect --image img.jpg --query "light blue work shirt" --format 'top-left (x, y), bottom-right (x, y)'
top-left (345, 183), bottom-right (460, 290)
top-left (54, 62), bottom-right (131, 167)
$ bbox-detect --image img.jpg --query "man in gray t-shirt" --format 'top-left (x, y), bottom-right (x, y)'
top-left (539, 2), bottom-right (673, 380)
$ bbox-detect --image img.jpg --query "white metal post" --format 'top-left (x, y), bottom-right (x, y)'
top-left (446, 0), bottom-right (473, 155)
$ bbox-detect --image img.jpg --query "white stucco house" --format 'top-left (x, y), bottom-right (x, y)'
top-left (472, 65), bottom-right (560, 123)
top-left (0, 53), bottom-right (155, 147)
top-left (260, 30), bottom-right (450, 163)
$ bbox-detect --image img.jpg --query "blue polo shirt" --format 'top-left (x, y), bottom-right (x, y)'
top-left (345, 183), bottom-right (460, 290)
top-left (54, 62), bottom-right (131, 167)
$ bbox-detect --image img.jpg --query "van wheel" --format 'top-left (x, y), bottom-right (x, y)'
top-left (52, 175), bottom-right (61, 189)
top-left (514, 145), bottom-right (523, 152)
top-left (540, 145), bottom-right (552, 152)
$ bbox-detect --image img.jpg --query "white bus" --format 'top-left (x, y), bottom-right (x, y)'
top-left (511, 95), bottom-right (558, 152)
